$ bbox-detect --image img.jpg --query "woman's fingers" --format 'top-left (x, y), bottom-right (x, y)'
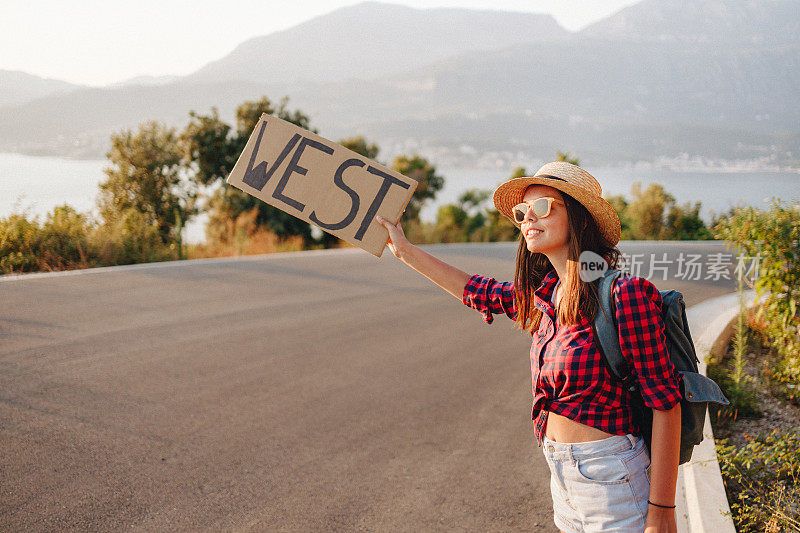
top-left (375, 215), bottom-right (404, 258)
top-left (377, 216), bottom-right (405, 238)
top-left (375, 215), bottom-right (396, 235)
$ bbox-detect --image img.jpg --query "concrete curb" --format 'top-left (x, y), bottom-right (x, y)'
top-left (675, 289), bottom-right (757, 533)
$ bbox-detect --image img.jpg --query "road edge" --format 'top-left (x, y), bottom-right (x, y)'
top-left (0, 247), bottom-right (364, 282)
top-left (675, 289), bottom-right (756, 533)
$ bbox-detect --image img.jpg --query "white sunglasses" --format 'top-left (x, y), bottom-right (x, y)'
top-left (512, 197), bottom-right (564, 224)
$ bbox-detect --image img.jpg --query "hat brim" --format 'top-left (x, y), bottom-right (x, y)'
top-left (493, 176), bottom-right (621, 246)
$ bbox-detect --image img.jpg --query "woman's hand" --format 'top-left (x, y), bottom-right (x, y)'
top-left (644, 506), bottom-right (677, 533)
top-left (375, 215), bottom-right (411, 259)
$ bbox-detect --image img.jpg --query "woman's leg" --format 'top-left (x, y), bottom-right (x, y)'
top-left (542, 436), bottom-right (583, 532)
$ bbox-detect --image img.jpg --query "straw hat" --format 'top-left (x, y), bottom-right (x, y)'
top-left (493, 161), bottom-right (621, 246)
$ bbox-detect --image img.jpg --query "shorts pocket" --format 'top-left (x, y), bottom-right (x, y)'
top-left (574, 455), bottom-right (630, 485)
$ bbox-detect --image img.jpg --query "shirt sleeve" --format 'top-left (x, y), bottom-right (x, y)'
top-left (462, 274), bottom-right (518, 324)
top-left (614, 275), bottom-right (683, 410)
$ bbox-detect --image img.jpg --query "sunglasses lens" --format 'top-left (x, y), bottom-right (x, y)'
top-left (532, 198), bottom-right (550, 217)
top-left (513, 205), bottom-right (526, 223)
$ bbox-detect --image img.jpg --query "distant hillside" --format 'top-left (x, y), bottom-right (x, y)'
top-left (582, 0), bottom-right (800, 45)
top-left (186, 1), bottom-right (567, 84)
top-left (1, 0), bottom-right (798, 166)
top-left (0, 80), bottom-right (273, 158)
top-left (0, 70), bottom-right (84, 107)
top-left (350, 37), bottom-right (800, 130)
top-left (109, 75), bottom-right (180, 88)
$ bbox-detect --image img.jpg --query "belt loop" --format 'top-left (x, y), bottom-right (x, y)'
top-left (626, 433), bottom-right (637, 449)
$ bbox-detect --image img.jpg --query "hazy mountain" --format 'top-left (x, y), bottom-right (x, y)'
top-left (109, 75), bottom-right (180, 88)
top-left (186, 1), bottom-right (567, 84)
top-left (1, 0), bottom-right (798, 165)
top-left (582, 0), bottom-right (800, 45)
top-left (0, 80), bottom-right (273, 158)
top-left (351, 36), bottom-right (800, 130)
top-left (0, 70), bottom-right (84, 107)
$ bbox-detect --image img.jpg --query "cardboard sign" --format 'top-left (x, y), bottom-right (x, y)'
top-left (226, 114), bottom-right (418, 257)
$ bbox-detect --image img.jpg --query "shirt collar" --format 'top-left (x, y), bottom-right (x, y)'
top-left (533, 267), bottom-right (559, 310)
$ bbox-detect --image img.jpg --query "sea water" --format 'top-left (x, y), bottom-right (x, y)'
top-left (1, 153), bottom-right (797, 244)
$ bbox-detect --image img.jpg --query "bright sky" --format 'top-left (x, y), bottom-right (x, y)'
top-left (1, 0), bottom-right (640, 87)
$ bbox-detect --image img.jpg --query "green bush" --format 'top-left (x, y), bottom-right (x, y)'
top-left (0, 206), bottom-right (177, 275)
top-left (664, 201), bottom-right (713, 240)
top-left (716, 429), bottom-right (800, 533)
top-left (0, 212), bottom-right (43, 273)
top-left (40, 205), bottom-right (95, 270)
top-left (608, 182), bottom-right (713, 240)
top-left (0, 205), bottom-right (98, 273)
top-left (92, 208), bottom-right (177, 266)
top-left (707, 340), bottom-right (761, 427)
top-left (715, 198), bottom-right (800, 403)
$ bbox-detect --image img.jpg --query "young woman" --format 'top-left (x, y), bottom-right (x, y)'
top-left (375, 162), bottom-right (681, 533)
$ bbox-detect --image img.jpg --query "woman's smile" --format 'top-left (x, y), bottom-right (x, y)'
top-left (524, 226), bottom-right (544, 239)
top-left (525, 227), bottom-right (544, 240)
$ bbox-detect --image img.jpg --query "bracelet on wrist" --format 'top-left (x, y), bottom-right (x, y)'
top-left (647, 499), bottom-right (676, 509)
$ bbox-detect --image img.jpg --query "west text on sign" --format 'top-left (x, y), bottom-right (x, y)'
top-left (226, 114), bottom-right (417, 257)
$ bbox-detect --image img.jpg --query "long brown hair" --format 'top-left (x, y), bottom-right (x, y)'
top-left (514, 190), bottom-right (622, 335)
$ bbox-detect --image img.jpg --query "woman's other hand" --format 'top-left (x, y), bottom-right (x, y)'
top-left (644, 506), bottom-right (677, 533)
top-left (375, 215), bottom-right (411, 259)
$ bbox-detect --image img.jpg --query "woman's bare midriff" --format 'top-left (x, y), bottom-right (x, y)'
top-left (544, 411), bottom-right (615, 443)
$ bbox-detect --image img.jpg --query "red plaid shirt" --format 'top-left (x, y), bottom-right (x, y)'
top-left (462, 268), bottom-right (683, 447)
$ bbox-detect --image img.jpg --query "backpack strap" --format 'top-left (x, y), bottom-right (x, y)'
top-left (592, 269), bottom-right (640, 393)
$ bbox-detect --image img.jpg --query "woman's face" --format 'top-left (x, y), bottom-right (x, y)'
top-left (519, 185), bottom-right (569, 255)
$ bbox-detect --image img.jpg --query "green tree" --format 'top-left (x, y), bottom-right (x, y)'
top-left (181, 106), bottom-right (238, 188)
top-left (510, 166), bottom-right (527, 178)
top-left (469, 167), bottom-right (526, 243)
top-left (98, 120), bottom-right (195, 245)
top-left (664, 201), bottom-right (712, 240)
top-left (180, 96), bottom-right (318, 248)
top-left (605, 194), bottom-right (633, 239)
top-left (459, 189), bottom-right (490, 237)
top-left (434, 204), bottom-right (468, 242)
top-left (339, 136), bottom-right (380, 160)
top-left (234, 96), bottom-right (316, 145)
top-left (627, 182), bottom-right (674, 239)
top-left (432, 189), bottom-right (491, 242)
top-left (556, 151), bottom-right (580, 166)
top-left (391, 154), bottom-right (444, 225)
top-left (478, 208), bottom-right (518, 242)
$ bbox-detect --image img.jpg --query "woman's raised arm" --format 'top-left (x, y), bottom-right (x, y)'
top-left (375, 215), bottom-right (470, 301)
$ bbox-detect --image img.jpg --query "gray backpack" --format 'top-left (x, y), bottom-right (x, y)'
top-left (592, 269), bottom-right (730, 465)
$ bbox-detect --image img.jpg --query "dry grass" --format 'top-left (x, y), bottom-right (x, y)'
top-left (186, 226), bottom-right (356, 260)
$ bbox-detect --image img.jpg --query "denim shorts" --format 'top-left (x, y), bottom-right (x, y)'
top-left (541, 433), bottom-right (652, 532)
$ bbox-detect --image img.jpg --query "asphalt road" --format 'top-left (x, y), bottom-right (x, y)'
top-left (0, 241), bottom-right (741, 531)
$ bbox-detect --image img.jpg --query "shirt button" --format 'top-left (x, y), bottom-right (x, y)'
top-left (547, 445), bottom-right (555, 452)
